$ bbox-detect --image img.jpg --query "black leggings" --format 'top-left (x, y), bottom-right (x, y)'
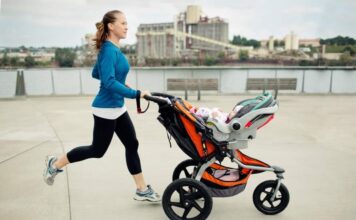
top-left (67, 112), bottom-right (142, 175)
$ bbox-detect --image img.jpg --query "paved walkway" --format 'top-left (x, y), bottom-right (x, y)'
top-left (0, 95), bottom-right (356, 220)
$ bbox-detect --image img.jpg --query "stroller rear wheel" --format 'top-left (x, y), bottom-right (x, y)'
top-left (253, 180), bottom-right (289, 215)
top-left (172, 159), bottom-right (198, 180)
top-left (162, 178), bottom-right (213, 220)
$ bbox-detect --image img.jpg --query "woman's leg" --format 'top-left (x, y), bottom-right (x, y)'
top-left (114, 112), bottom-right (147, 190)
top-left (114, 112), bottom-right (160, 202)
top-left (54, 154), bottom-right (70, 169)
top-left (132, 173), bottom-right (147, 191)
top-left (54, 115), bottom-right (116, 169)
top-left (44, 115), bottom-right (116, 185)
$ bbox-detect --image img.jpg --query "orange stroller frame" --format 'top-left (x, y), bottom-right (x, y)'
top-left (139, 92), bottom-right (289, 220)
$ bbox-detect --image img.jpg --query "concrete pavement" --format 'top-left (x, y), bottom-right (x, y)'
top-left (0, 94), bottom-right (356, 220)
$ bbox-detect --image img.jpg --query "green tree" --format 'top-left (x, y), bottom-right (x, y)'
top-left (249, 39), bottom-right (261, 48)
top-left (339, 52), bottom-right (352, 65)
top-left (217, 51), bottom-right (225, 59)
top-left (2, 52), bottom-right (9, 66)
top-left (299, 60), bottom-right (313, 66)
top-left (82, 56), bottom-right (96, 67)
top-left (343, 46), bottom-right (355, 56)
top-left (24, 56), bottom-right (36, 68)
top-left (160, 59), bottom-right (167, 66)
top-left (239, 50), bottom-right (249, 61)
top-left (274, 40), bottom-right (285, 47)
top-left (10, 57), bottom-right (20, 67)
top-left (203, 57), bottom-right (217, 66)
top-left (321, 36), bottom-right (356, 45)
top-left (232, 35), bottom-right (242, 45)
top-left (232, 35), bottom-right (261, 48)
top-left (192, 59), bottom-right (199, 66)
top-left (55, 48), bottom-right (76, 67)
top-left (120, 47), bottom-right (128, 53)
top-left (171, 59), bottom-right (179, 66)
top-left (19, 45), bottom-right (28, 52)
top-left (130, 46), bottom-right (136, 54)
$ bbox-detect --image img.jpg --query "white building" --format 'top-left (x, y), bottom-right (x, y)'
top-left (284, 31), bottom-right (299, 50)
top-left (268, 36), bottom-right (274, 51)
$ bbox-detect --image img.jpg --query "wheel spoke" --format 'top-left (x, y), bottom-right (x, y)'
top-left (261, 194), bottom-right (268, 203)
top-left (273, 197), bottom-right (282, 202)
top-left (182, 206), bottom-right (193, 219)
top-left (183, 168), bottom-right (190, 177)
top-left (169, 201), bottom-right (184, 208)
top-left (189, 191), bottom-right (203, 200)
top-left (268, 200), bottom-right (275, 208)
top-left (177, 187), bottom-right (186, 201)
top-left (192, 201), bottom-right (203, 212)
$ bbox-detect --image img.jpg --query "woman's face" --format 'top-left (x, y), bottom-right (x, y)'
top-left (108, 13), bottom-right (128, 40)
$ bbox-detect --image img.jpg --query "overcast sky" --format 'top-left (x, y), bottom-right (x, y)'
top-left (0, 0), bottom-right (355, 47)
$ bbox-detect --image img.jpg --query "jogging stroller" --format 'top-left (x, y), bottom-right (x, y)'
top-left (138, 92), bottom-right (289, 220)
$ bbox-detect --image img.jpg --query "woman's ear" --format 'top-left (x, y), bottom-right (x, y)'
top-left (108, 22), bottom-right (114, 31)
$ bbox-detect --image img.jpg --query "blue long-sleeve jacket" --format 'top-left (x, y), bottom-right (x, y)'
top-left (91, 41), bottom-right (139, 108)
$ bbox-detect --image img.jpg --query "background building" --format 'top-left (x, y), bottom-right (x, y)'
top-left (181, 6), bottom-right (229, 54)
top-left (136, 23), bottom-right (175, 60)
top-left (284, 31), bottom-right (299, 50)
top-left (299, 39), bottom-right (321, 47)
top-left (136, 5), bottom-right (236, 62)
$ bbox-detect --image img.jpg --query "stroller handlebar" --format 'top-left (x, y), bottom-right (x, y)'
top-left (137, 92), bottom-right (174, 113)
top-left (143, 95), bottom-right (171, 105)
top-left (150, 92), bottom-right (175, 99)
top-left (144, 92), bottom-right (175, 105)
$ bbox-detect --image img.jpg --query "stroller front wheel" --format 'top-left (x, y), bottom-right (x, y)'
top-left (253, 180), bottom-right (289, 215)
top-left (162, 178), bottom-right (213, 220)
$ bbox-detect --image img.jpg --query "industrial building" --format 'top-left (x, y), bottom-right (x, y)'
top-left (284, 31), bottom-right (299, 51)
top-left (136, 23), bottom-right (175, 59)
top-left (136, 5), bottom-right (250, 62)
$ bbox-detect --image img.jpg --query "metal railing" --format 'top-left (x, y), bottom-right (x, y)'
top-left (0, 66), bottom-right (355, 98)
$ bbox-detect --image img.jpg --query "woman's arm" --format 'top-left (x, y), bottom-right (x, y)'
top-left (98, 48), bottom-right (138, 98)
top-left (92, 63), bottom-right (100, 80)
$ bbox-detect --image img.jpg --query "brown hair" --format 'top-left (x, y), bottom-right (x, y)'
top-left (94, 10), bottom-right (122, 50)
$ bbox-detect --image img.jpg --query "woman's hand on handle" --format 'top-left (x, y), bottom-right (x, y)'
top-left (140, 90), bottom-right (151, 99)
top-left (136, 90), bottom-right (151, 114)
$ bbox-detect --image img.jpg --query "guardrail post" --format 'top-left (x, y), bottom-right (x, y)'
top-left (51, 69), bottom-right (55, 95)
top-left (184, 79), bottom-right (188, 100)
top-left (15, 69), bottom-right (26, 96)
top-left (329, 70), bottom-right (333, 93)
top-left (197, 78), bottom-right (201, 101)
top-left (263, 78), bottom-right (267, 93)
top-left (79, 69), bottom-right (83, 95)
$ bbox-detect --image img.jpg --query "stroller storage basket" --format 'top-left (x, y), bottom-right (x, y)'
top-left (202, 163), bottom-right (252, 197)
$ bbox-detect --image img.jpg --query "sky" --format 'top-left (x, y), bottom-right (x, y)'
top-left (0, 0), bottom-right (355, 47)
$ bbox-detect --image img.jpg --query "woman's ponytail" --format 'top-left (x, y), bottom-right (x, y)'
top-left (94, 21), bottom-right (106, 50)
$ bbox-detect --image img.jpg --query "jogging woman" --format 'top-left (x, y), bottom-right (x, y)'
top-left (43, 10), bottom-right (160, 202)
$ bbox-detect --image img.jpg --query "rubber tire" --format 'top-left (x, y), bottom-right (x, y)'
top-left (162, 178), bottom-right (213, 220)
top-left (172, 159), bottom-right (199, 181)
top-left (253, 180), bottom-right (289, 215)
